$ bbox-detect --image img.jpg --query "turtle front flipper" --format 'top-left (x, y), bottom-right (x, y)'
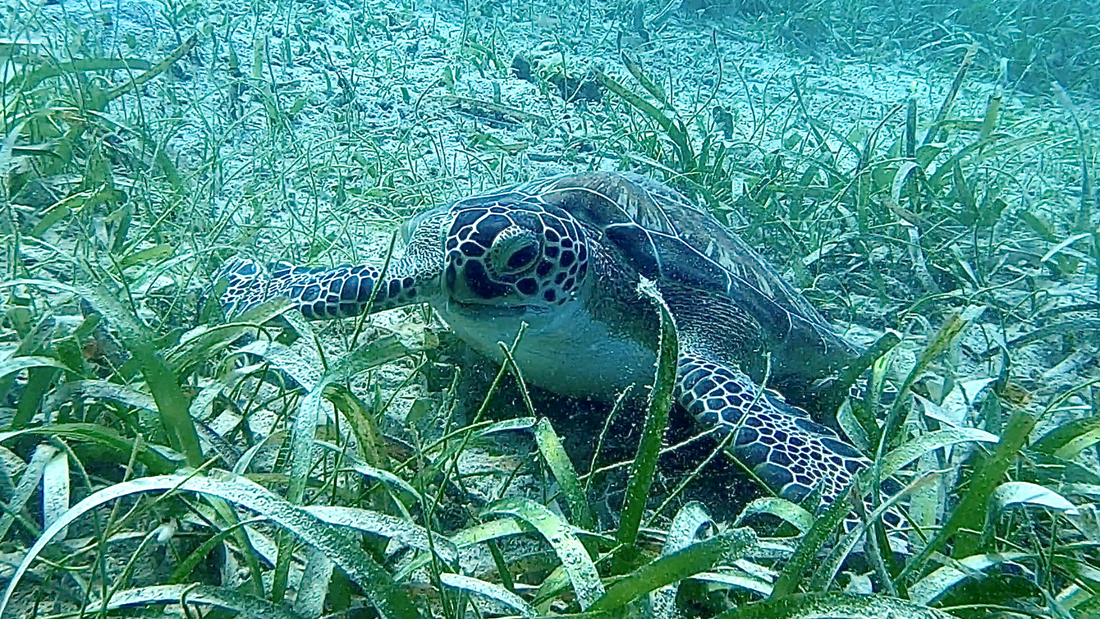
top-left (657, 281), bottom-right (871, 508)
top-left (211, 259), bottom-right (416, 319)
top-left (208, 211), bottom-right (447, 319)
top-left (674, 350), bottom-right (869, 506)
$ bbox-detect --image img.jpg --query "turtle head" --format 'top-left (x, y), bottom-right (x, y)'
top-left (441, 202), bottom-right (590, 314)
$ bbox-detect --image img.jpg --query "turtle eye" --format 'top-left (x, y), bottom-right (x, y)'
top-left (490, 226), bottom-right (541, 275)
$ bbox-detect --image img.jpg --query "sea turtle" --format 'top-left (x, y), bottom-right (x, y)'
top-left (214, 172), bottom-right (872, 506)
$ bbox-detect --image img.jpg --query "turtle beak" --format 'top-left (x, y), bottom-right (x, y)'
top-left (444, 298), bottom-right (533, 319)
top-left (443, 261), bottom-right (547, 318)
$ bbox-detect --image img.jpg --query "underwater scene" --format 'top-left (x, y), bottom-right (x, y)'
top-left (1, 0), bottom-right (1099, 616)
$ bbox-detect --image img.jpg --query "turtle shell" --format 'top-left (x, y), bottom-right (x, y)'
top-left (517, 171), bottom-right (860, 385)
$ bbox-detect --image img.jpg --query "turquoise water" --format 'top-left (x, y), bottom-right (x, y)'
top-left (2, 0), bottom-right (1099, 616)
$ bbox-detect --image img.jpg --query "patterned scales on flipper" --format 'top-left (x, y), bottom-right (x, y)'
top-left (675, 352), bottom-right (867, 503)
top-left (211, 172), bottom-right (891, 514)
top-left (213, 210), bottom-right (449, 320)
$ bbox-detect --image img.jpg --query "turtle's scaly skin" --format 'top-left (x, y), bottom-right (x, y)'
top-left (215, 172), bottom-right (873, 506)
